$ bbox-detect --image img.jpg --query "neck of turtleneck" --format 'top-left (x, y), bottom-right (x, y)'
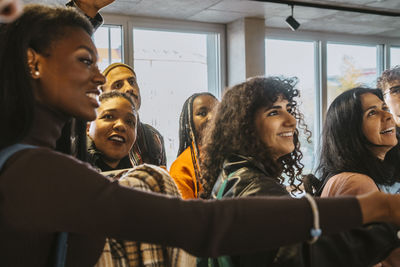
top-left (22, 103), bottom-right (69, 149)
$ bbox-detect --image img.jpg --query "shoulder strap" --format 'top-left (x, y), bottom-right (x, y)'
top-left (0, 144), bottom-right (36, 170)
top-left (0, 144), bottom-right (68, 267)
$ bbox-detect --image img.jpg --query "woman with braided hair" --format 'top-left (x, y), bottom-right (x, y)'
top-left (170, 92), bottom-right (218, 199)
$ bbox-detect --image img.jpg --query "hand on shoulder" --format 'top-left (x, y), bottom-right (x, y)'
top-left (73, 0), bottom-right (115, 18)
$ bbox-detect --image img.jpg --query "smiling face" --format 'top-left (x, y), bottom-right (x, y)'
top-left (361, 93), bottom-right (397, 160)
top-left (192, 94), bottom-right (218, 140)
top-left (254, 96), bottom-right (296, 160)
top-left (382, 80), bottom-right (400, 127)
top-left (102, 66), bottom-right (141, 110)
top-left (30, 27), bottom-right (105, 121)
top-left (88, 97), bottom-right (137, 168)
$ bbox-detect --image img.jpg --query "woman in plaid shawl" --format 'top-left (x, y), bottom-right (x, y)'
top-left (88, 91), bottom-right (195, 266)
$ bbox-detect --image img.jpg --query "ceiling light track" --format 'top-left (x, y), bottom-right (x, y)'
top-left (252, 0), bottom-right (400, 17)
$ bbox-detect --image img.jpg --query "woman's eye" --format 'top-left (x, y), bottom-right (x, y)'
top-left (367, 110), bottom-right (377, 117)
top-left (267, 110), bottom-right (278, 116)
top-left (382, 106), bottom-right (390, 112)
top-left (126, 119), bottom-right (135, 127)
top-left (79, 58), bottom-right (93, 66)
top-left (102, 114), bottom-right (113, 119)
top-left (196, 111), bottom-right (207, 117)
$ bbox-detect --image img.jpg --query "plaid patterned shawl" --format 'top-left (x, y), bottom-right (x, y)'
top-left (95, 164), bottom-right (196, 267)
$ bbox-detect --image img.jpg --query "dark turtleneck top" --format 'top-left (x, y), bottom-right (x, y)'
top-left (0, 103), bottom-right (362, 266)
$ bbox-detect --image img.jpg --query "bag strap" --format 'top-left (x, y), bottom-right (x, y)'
top-left (0, 143), bottom-right (36, 169)
top-left (211, 176), bottom-right (235, 267)
top-left (0, 144), bottom-right (68, 267)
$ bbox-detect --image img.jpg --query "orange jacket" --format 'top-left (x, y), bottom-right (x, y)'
top-left (169, 146), bottom-right (201, 199)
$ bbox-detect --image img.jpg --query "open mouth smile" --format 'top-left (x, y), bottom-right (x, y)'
top-left (108, 135), bottom-right (126, 143)
top-left (380, 127), bottom-right (395, 135)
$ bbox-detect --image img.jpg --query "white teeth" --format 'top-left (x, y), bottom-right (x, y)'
top-left (86, 93), bottom-right (99, 101)
top-left (278, 132), bottom-right (293, 137)
top-left (109, 136), bottom-right (125, 143)
top-left (380, 127), bottom-right (395, 134)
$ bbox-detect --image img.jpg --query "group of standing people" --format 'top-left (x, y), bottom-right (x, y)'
top-left (3, 1), bottom-right (400, 267)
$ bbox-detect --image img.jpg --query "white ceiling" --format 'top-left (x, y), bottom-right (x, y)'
top-left (24, 0), bottom-right (400, 38)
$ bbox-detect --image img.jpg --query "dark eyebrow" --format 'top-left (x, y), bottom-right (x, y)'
top-left (99, 109), bottom-right (117, 114)
top-left (101, 108), bottom-right (136, 116)
top-left (77, 45), bottom-right (96, 58)
top-left (270, 105), bottom-right (283, 109)
top-left (364, 105), bottom-right (377, 112)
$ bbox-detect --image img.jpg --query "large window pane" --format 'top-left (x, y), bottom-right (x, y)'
top-left (390, 47), bottom-right (400, 68)
top-left (327, 43), bottom-right (377, 105)
top-left (265, 39), bottom-right (315, 173)
top-left (93, 25), bottom-right (123, 71)
top-left (133, 29), bottom-right (220, 167)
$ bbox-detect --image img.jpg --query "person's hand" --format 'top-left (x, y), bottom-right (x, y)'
top-left (74, 0), bottom-right (115, 18)
top-left (357, 191), bottom-right (400, 225)
top-left (0, 0), bottom-right (22, 23)
top-left (385, 193), bottom-right (400, 225)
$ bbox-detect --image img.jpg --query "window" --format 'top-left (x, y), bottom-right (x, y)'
top-left (265, 39), bottom-right (316, 173)
top-left (133, 29), bottom-right (221, 167)
top-left (93, 25), bottom-right (123, 71)
top-left (327, 43), bottom-right (377, 105)
top-left (390, 47), bottom-right (400, 68)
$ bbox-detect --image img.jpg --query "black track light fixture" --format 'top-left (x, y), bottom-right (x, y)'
top-left (286, 5), bottom-right (300, 31)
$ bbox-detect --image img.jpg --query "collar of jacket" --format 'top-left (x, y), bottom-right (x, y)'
top-left (222, 154), bottom-right (272, 178)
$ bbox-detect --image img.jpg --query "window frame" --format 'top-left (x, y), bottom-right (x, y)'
top-left (265, 28), bottom-right (400, 170)
top-left (102, 13), bottom-right (226, 97)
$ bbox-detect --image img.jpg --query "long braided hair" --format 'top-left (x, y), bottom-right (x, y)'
top-left (177, 92), bottom-right (217, 193)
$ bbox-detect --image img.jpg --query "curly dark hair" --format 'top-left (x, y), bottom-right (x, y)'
top-left (377, 65), bottom-right (400, 92)
top-left (316, 87), bottom-right (400, 194)
top-left (200, 76), bottom-right (311, 198)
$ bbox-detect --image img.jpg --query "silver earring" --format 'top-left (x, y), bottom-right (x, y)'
top-left (34, 71), bottom-right (40, 76)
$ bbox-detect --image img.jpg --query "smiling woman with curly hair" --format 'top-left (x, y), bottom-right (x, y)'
top-left (201, 76), bottom-right (309, 199)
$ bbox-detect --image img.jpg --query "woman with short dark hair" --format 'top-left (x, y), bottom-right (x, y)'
top-left (87, 91), bottom-right (137, 172)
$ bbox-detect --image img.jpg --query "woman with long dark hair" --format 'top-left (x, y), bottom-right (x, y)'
top-left (1, 5), bottom-right (400, 266)
top-left (170, 92), bottom-right (218, 199)
top-left (201, 77), bottom-right (400, 266)
top-left (317, 87), bottom-right (400, 195)
top-left (317, 87), bottom-right (400, 266)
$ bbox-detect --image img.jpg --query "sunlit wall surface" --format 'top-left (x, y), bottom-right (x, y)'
top-left (327, 43), bottom-right (377, 106)
top-left (390, 47), bottom-right (400, 68)
top-left (265, 39), bottom-right (315, 173)
top-left (133, 29), bottom-right (219, 167)
top-left (93, 25), bottom-right (123, 71)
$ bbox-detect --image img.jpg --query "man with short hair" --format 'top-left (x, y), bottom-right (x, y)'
top-left (377, 66), bottom-right (400, 127)
top-left (102, 63), bottom-right (167, 166)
